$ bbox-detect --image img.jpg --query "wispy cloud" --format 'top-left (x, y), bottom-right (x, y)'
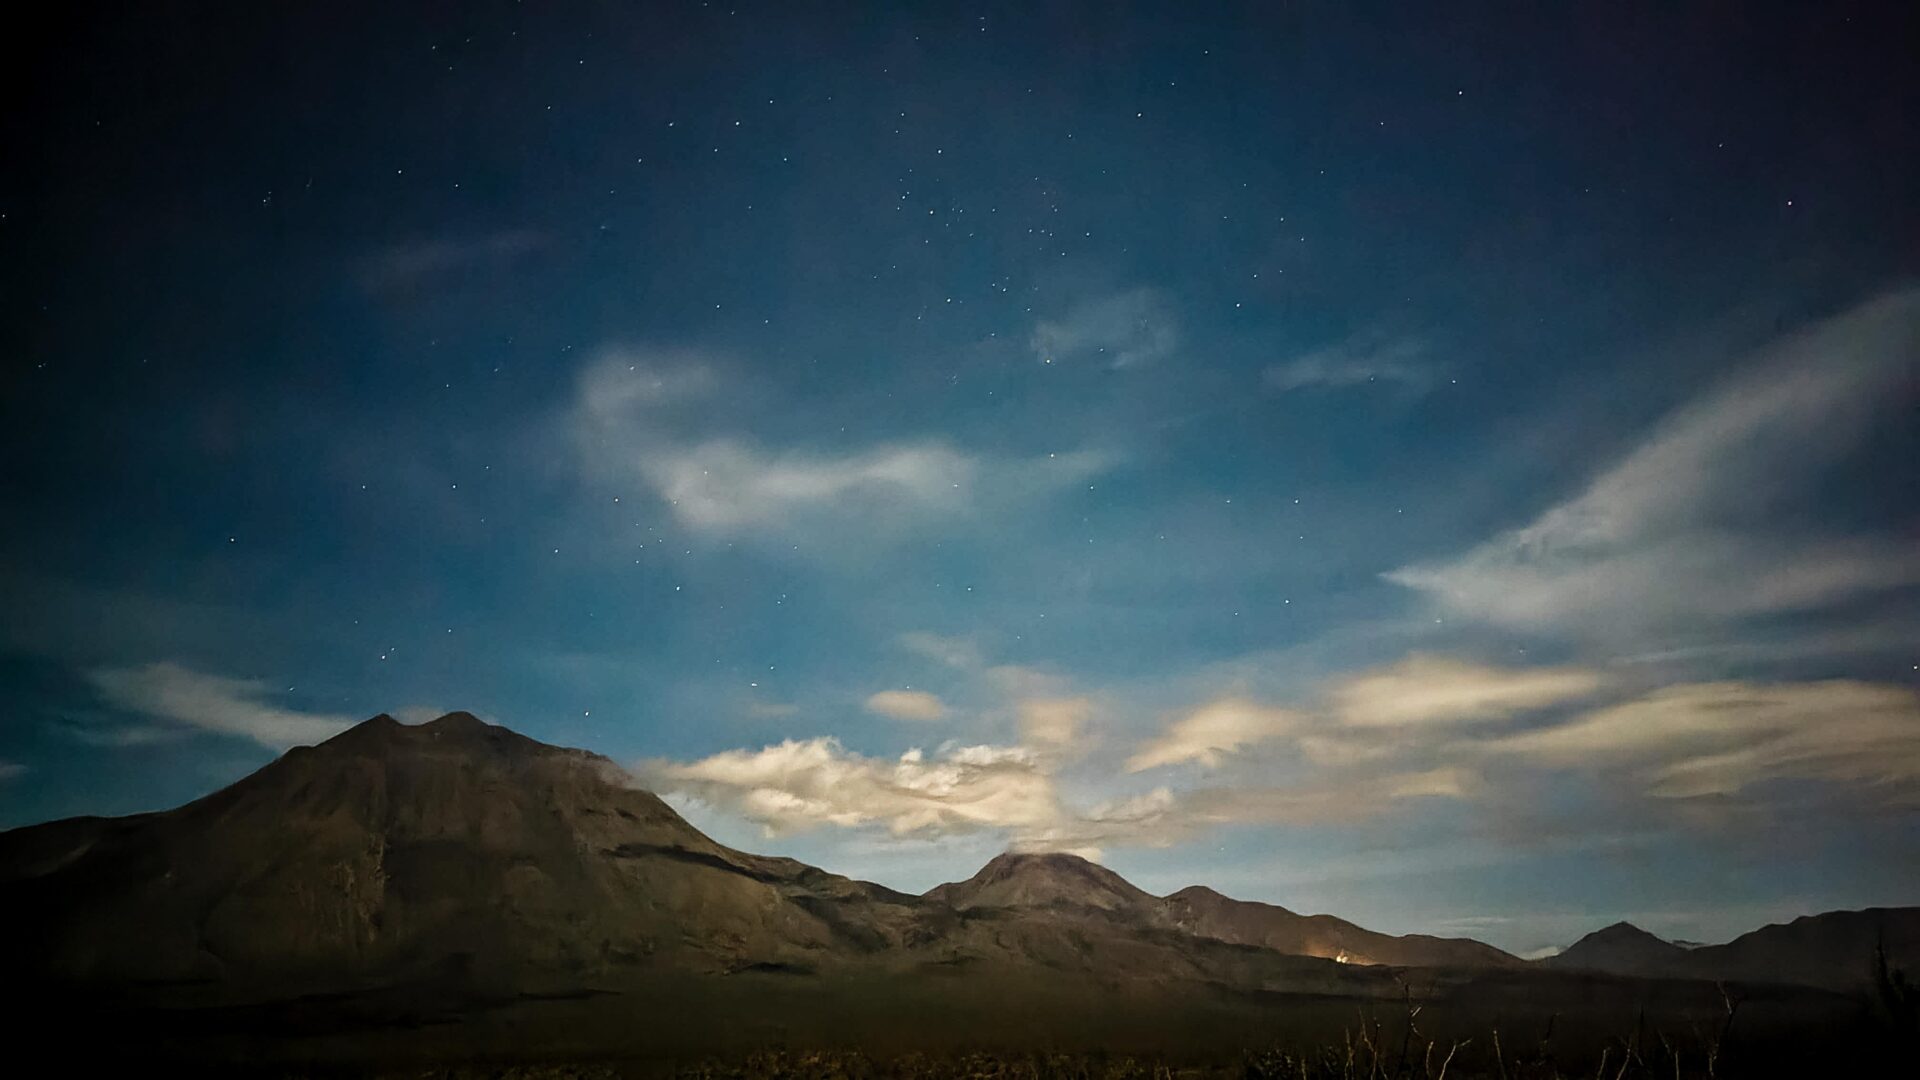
top-left (86, 661), bottom-right (354, 750)
top-left (1265, 333), bottom-right (1433, 393)
top-left (1491, 679), bottom-right (1920, 801)
top-left (1031, 288), bottom-right (1179, 368)
top-left (0, 760), bottom-right (23, 781)
top-left (1120, 655), bottom-right (1920, 828)
top-left (1327, 655), bottom-right (1602, 728)
top-left (864, 689), bottom-right (947, 721)
top-left (1125, 698), bottom-right (1304, 771)
top-left (572, 352), bottom-right (1113, 535)
top-left (1388, 289), bottom-right (1920, 636)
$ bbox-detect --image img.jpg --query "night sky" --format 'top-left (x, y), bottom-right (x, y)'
top-left (4, 2), bottom-right (1917, 956)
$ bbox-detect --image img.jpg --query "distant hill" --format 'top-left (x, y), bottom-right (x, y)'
top-left (1542, 911), bottom-right (1920, 991)
top-left (1160, 884), bottom-right (1523, 969)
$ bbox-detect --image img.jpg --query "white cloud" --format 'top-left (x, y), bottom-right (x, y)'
top-left (1125, 697), bottom-right (1304, 771)
top-left (572, 354), bottom-right (1113, 535)
top-left (1265, 333), bottom-right (1432, 393)
top-left (0, 760), bottom-right (23, 780)
top-left (1031, 288), bottom-right (1179, 368)
top-left (864, 689), bottom-right (947, 722)
top-left (644, 737), bottom-right (1064, 838)
top-left (1327, 654), bottom-right (1602, 728)
top-left (1388, 288), bottom-right (1920, 635)
top-left (87, 661), bottom-right (354, 750)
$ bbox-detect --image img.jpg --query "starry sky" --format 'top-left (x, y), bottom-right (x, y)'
top-left (3, 2), bottom-right (1917, 956)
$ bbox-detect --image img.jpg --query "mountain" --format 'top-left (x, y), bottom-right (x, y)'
top-left (1543, 922), bottom-right (1691, 978)
top-left (1161, 885), bottom-right (1522, 969)
top-left (1542, 911), bottom-right (1920, 991)
top-left (0, 713), bottom-right (1897, 1069)
top-left (0, 713), bottom-right (1440, 1005)
top-left (926, 851), bottom-right (1154, 912)
top-left (1692, 909), bottom-right (1920, 990)
top-left (7, 710), bottom-right (1900, 1011)
top-left (0, 712), bottom-right (937, 993)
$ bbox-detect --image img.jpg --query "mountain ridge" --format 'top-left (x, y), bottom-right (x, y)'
top-left (2, 712), bottom-right (1909, 999)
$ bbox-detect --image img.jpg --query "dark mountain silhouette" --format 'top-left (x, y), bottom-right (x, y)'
top-left (1544, 921), bottom-right (1691, 977)
top-left (1542, 911), bottom-right (1920, 991)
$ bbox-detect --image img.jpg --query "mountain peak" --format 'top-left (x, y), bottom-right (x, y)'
top-left (1594, 921), bottom-right (1664, 940)
top-left (928, 850), bottom-right (1152, 912)
top-left (1543, 920), bottom-right (1689, 975)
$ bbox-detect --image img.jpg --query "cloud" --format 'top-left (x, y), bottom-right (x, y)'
top-left (642, 439), bottom-right (979, 531)
top-left (1265, 333), bottom-right (1433, 393)
top-left (1388, 288), bottom-right (1920, 635)
top-left (644, 737), bottom-right (1063, 838)
top-left (572, 354), bottom-right (1113, 535)
top-left (86, 661), bottom-right (354, 750)
top-left (1327, 654), bottom-right (1603, 728)
top-left (1490, 679), bottom-right (1920, 801)
top-left (1125, 697), bottom-right (1304, 771)
top-left (1031, 288), bottom-right (1179, 368)
top-left (864, 689), bottom-right (947, 722)
top-left (0, 760), bottom-right (23, 781)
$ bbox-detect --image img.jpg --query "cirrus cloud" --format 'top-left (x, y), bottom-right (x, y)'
top-left (571, 353), bottom-right (1114, 536)
top-left (864, 689), bottom-right (948, 722)
top-left (86, 661), bottom-right (354, 750)
top-left (1387, 288), bottom-right (1920, 638)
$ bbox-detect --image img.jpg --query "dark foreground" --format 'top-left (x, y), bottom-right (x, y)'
top-left (10, 964), bottom-right (1912, 1079)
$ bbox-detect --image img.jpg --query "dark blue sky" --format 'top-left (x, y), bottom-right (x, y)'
top-left (3, 1), bottom-right (1916, 954)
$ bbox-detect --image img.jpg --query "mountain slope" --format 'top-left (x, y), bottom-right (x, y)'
top-left (1693, 908), bottom-right (1920, 990)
